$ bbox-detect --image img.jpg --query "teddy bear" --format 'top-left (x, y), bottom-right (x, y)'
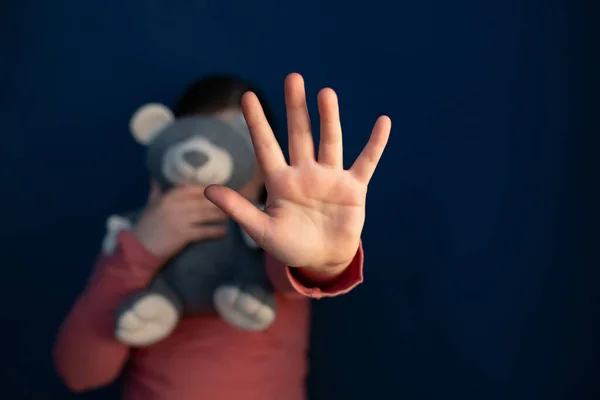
top-left (101, 103), bottom-right (277, 347)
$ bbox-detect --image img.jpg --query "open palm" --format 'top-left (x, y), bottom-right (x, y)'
top-left (205, 73), bottom-right (390, 271)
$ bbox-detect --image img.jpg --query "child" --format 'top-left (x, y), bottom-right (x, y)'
top-left (53, 72), bottom-right (391, 400)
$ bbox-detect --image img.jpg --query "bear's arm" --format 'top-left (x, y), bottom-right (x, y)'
top-left (53, 230), bottom-right (163, 392)
top-left (263, 241), bottom-right (364, 299)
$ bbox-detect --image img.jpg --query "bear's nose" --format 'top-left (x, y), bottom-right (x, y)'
top-left (182, 151), bottom-right (208, 168)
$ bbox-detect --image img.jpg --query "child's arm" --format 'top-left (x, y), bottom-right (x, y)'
top-left (53, 231), bottom-right (162, 392)
top-left (264, 242), bottom-right (364, 299)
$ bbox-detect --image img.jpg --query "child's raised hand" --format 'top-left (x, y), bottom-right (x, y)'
top-left (205, 73), bottom-right (390, 274)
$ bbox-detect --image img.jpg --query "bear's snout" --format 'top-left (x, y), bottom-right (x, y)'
top-left (160, 137), bottom-right (234, 187)
top-left (182, 150), bottom-right (209, 168)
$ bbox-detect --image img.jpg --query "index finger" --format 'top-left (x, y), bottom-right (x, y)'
top-left (242, 91), bottom-right (287, 174)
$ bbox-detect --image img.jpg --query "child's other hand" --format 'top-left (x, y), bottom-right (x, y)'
top-left (134, 184), bottom-right (228, 260)
top-left (205, 73), bottom-right (390, 275)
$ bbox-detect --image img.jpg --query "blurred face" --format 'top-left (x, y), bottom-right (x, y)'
top-left (212, 107), bottom-right (265, 203)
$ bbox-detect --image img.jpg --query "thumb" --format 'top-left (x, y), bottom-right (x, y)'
top-left (204, 185), bottom-right (269, 245)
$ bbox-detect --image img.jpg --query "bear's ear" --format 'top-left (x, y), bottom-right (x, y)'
top-left (129, 103), bottom-right (175, 145)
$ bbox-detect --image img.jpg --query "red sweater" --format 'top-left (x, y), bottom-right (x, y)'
top-left (53, 231), bottom-right (364, 400)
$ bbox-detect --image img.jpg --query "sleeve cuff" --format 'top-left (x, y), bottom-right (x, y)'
top-left (286, 242), bottom-right (364, 299)
top-left (116, 230), bottom-right (165, 274)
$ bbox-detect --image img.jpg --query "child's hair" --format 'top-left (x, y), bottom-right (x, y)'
top-left (174, 74), bottom-right (277, 132)
top-left (175, 74), bottom-right (277, 203)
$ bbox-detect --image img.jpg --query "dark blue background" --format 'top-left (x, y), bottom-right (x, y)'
top-left (1, 0), bottom-right (597, 399)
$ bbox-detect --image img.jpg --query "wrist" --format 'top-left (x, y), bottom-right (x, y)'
top-left (132, 230), bottom-right (169, 261)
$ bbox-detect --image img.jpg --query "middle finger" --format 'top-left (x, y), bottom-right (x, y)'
top-left (285, 73), bottom-right (315, 165)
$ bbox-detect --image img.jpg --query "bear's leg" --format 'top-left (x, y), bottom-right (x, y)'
top-left (115, 276), bottom-right (183, 346)
top-left (214, 283), bottom-right (277, 331)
